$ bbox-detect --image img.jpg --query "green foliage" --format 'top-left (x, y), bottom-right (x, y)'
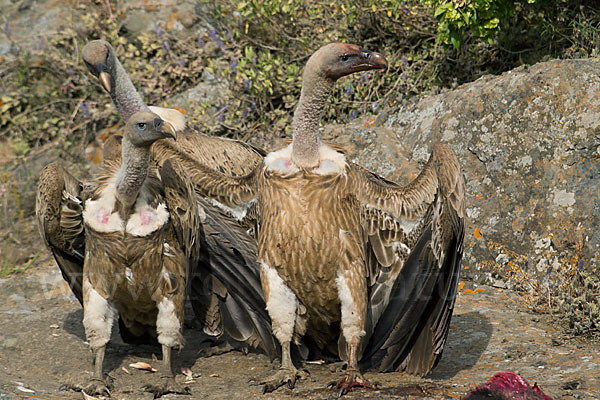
top-left (423, 0), bottom-right (520, 50)
top-left (423, 0), bottom-right (512, 50)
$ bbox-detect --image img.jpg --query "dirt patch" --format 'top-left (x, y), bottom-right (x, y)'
top-left (0, 258), bottom-right (599, 400)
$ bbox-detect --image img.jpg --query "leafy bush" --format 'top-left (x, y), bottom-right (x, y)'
top-left (423, 0), bottom-right (518, 49)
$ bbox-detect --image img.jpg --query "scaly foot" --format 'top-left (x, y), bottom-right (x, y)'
top-left (250, 367), bottom-right (308, 393)
top-left (60, 377), bottom-right (111, 396)
top-left (327, 369), bottom-right (378, 397)
top-left (143, 376), bottom-right (190, 398)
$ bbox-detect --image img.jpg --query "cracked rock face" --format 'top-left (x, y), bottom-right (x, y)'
top-left (323, 59), bottom-right (599, 282)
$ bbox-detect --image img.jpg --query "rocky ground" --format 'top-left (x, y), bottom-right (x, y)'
top-left (0, 253), bottom-right (598, 400)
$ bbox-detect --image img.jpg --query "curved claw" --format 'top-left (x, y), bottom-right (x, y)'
top-left (143, 378), bottom-right (190, 398)
top-left (326, 381), bottom-right (337, 389)
top-left (252, 367), bottom-right (305, 394)
top-left (83, 378), bottom-right (111, 397)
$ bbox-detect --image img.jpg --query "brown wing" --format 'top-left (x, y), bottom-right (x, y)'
top-left (194, 198), bottom-right (277, 359)
top-left (36, 163), bottom-right (87, 305)
top-left (159, 158), bottom-right (202, 262)
top-left (160, 158), bottom-right (277, 358)
top-left (153, 132), bottom-right (265, 176)
top-left (352, 143), bottom-right (465, 375)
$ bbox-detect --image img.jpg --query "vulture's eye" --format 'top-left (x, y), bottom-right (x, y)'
top-left (137, 122), bottom-right (147, 130)
top-left (340, 54), bottom-right (350, 62)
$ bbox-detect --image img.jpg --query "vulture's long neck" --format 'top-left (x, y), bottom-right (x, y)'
top-left (291, 70), bottom-right (335, 169)
top-left (110, 56), bottom-right (150, 121)
top-left (115, 139), bottom-right (150, 213)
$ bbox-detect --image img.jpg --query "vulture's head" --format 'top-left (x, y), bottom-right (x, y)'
top-left (306, 42), bottom-right (388, 82)
top-left (124, 111), bottom-right (176, 148)
top-left (463, 371), bottom-right (553, 400)
top-left (82, 40), bottom-right (115, 93)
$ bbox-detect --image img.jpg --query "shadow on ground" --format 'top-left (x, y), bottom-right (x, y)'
top-left (429, 311), bottom-right (492, 380)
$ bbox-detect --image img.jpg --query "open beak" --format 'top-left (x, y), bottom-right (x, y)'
top-left (359, 49), bottom-right (388, 71)
top-left (155, 118), bottom-right (177, 141)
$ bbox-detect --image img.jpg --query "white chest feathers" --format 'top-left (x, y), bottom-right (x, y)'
top-left (264, 144), bottom-right (347, 175)
top-left (83, 180), bottom-right (169, 236)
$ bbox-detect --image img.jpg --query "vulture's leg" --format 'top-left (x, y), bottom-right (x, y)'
top-left (144, 294), bottom-right (190, 397)
top-left (252, 264), bottom-right (307, 393)
top-left (330, 271), bottom-right (376, 396)
top-left (81, 278), bottom-right (114, 395)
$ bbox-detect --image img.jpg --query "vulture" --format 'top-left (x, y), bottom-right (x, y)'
top-left (80, 40), bottom-right (275, 356)
top-left (52, 111), bottom-right (193, 396)
top-left (36, 41), bottom-right (277, 395)
top-left (189, 43), bottom-right (465, 395)
top-left (463, 371), bottom-right (553, 400)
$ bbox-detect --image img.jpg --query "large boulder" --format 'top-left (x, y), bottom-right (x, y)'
top-left (323, 59), bottom-right (599, 283)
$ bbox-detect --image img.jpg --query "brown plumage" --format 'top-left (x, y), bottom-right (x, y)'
top-left (39, 40), bottom-right (276, 359)
top-left (62, 111), bottom-right (194, 396)
top-left (190, 43), bottom-right (464, 395)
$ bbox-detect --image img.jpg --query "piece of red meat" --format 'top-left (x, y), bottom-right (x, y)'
top-left (463, 371), bottom-right (552, 400)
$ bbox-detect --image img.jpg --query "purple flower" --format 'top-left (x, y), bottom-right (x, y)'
top-left (230, 58), bottom-right (238, 69)
top-left (350, 111), bottom-right (357, 120)
top-left (154, 25), bottom-right (163, 38)
top-left (244, 79), bottom-right (251, 92)
top-left (252, 56), bottom-right (257, 66)
top-left (4, 21), bottom-right (9, 36)
top-left (162, 40), bottom-right (171, 51)
top-left (197, 36), bottom-right (204, 47)
top-left (209, 29), bottom-right (217, 40)
top-left (179, 58), bottom-right (187, 67)
top-left (401, 55), bottom-right (408, 64)
top-left (345, 82), bottom-right (354, 95)
top-left (152, 58), bottom-right (158, 68)
top-left (242, 107), bottom-right (248, 119)
top-left (80, 102), bottom-right (90, 117)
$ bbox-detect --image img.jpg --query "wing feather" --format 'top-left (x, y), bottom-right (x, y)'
top-left (352, 143), bottom-right (464, 375)
top-left (191, 197), bottom-right (278, 359)
top-left (36, 163), bottom-right (86, 305)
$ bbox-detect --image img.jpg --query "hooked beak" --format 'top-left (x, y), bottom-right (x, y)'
top-left (358, 49), bottom-right (388, 71)
top-left (94, 63), bottom-right (111, 93)
top-left (154, 118), bottom-right (177, 141)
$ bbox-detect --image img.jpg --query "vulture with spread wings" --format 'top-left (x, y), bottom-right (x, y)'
top-left (189, 43), bottom-right (465, 395)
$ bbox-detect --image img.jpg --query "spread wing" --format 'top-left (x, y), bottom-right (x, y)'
top-left (159, 157), bottom-right (276, 358)
top-left (193, 198), bottom-right (278, 359)
top-left (352, 143), bottom-right (465, 375)
top-left (36, 163), bottom-right (87, 305)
